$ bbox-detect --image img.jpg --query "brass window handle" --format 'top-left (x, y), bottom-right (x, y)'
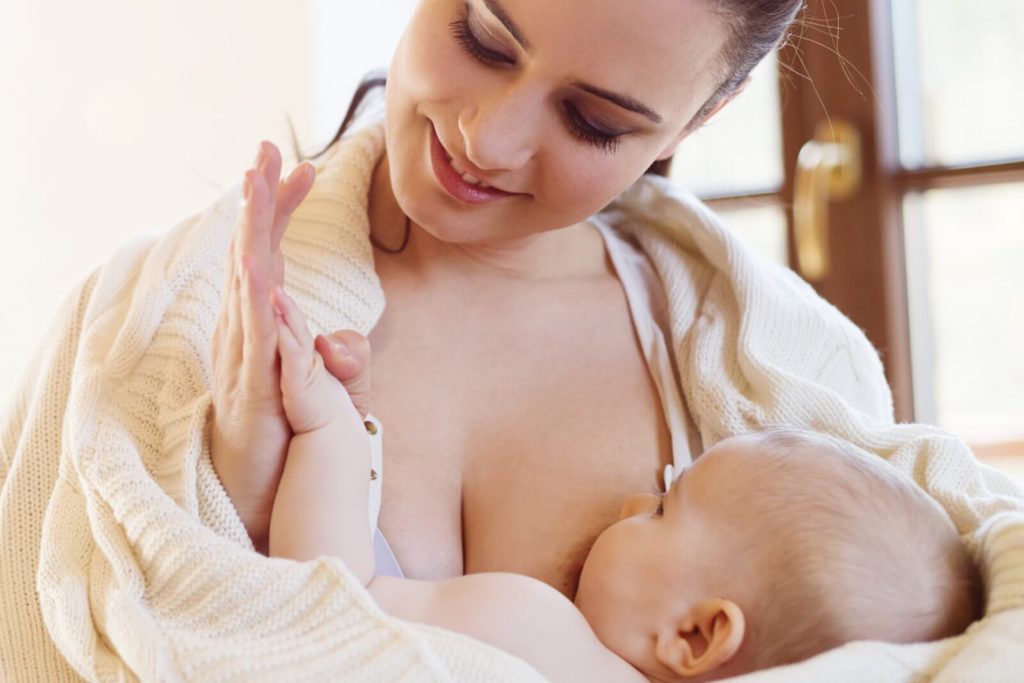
top-left (793, 120), bottom-right (863, 281)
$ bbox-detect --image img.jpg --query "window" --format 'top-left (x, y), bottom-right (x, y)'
top-left (670, 0), bottom-right (1024, 483)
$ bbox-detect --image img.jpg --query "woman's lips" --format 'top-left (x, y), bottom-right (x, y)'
top-left (429, 124), bottom-right (520, 204)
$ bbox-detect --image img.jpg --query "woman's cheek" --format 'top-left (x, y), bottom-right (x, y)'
top-left (549, 153), bottom-right (643, 217)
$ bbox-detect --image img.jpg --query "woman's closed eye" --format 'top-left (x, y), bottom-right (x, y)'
top-left (448, 8), bottom-right (625, 154)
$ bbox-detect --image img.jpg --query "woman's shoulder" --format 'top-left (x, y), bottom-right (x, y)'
top-left (600, 175), bottom-right (894, 422)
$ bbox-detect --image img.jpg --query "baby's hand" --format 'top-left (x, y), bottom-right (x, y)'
top-left (317, 330), bottom-right (372, 420)
top-left (272, 286), bottom-right (361, 435)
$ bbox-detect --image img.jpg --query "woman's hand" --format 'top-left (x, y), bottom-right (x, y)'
top-left (210, 141), bottom-right (315, 552)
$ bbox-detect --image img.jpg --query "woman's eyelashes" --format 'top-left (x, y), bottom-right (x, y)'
top-left (449, 16), bottom-right (513, 65)
top-left (447, 14), bottom-right (624, 154)
top-left (562, 102), bottom-right (623, 154)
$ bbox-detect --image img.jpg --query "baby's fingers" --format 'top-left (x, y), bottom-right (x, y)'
top-left (271, 286), bottom-right (314, 352)
top-left (273, 287), bottom-right (311, 389)
top-left (274, 309), bottom-right (304, 387)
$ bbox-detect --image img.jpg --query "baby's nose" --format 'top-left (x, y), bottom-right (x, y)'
top-left (618, 493), bottom-right (660, 520)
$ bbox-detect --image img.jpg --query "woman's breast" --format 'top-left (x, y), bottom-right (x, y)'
top-left (369, 272), bottom-right (672, 597)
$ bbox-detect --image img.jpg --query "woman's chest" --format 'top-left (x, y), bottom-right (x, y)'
top-left (368, 274), bottom-right (673, 597)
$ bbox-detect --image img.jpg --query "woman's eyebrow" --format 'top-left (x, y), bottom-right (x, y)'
top-left (479, 0), bottom-right (664, 125)
top-left (570, 82), bottom-right (663, 124)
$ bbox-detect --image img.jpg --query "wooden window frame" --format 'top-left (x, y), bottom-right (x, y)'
top-left (773, 0), bottom-right (1024, 424)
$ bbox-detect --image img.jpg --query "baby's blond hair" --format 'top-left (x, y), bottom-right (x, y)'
top-left (702, 428), bottom-right (981, 670)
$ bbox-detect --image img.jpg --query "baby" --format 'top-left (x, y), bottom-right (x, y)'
top-left (266, 287), bottom-right (980, 682)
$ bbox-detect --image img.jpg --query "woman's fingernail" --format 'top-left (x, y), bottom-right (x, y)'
top-left (285, 162), bottom-right (311, 184)
top-left (243, 175), bottom-right (252, 203)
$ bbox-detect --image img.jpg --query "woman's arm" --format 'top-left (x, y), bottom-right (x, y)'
top-left (267, 286), bottom-right (375, 584)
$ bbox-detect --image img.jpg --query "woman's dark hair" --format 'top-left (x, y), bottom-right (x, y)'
top-left (304, 72), bottom-right (388, 163)
top-left (650, 0), bottom-right (806, 175)
top-left (306, 1), bottom-right (803, 179)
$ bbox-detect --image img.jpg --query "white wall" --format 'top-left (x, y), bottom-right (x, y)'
top-left (0, 0), bottom-right (417, 402)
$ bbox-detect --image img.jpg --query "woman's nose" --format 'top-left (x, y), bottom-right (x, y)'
top-left (618, 493), bottom-right (660, 520)
top-left (458, 88), bottom-right (537, 171)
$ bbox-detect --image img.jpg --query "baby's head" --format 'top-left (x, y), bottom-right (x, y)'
top-left (574, 428), bottom-right (981, 681)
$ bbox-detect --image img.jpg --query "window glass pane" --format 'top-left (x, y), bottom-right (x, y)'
top-left (670, 54), bottom-right (783, 197)
top-left (715, 202), bottom-right (788, 267)
top-left (893, 0), bottom-right (1024, 166)
top-left (903, 183), bottom-right (1024, 446)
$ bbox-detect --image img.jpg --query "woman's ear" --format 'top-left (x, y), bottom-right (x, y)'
top-left (654, 77), bottom-right (753, 161)
top-left (654, 599), bottom-right (746, 678)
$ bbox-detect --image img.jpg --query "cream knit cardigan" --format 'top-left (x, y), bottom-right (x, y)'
top-left (2, 113), bottom-right (1023, 682)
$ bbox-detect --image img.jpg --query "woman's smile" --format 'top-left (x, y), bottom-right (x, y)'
top-left (382, 0), bottom-right (728, 246)
top-left (429, 121), bottom-right (525, 204)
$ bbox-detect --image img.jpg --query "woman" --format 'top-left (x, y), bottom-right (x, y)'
top-left (3, 0), bottom-right (1021, 681)
top-left (213, 0), bottom-right (750, 594)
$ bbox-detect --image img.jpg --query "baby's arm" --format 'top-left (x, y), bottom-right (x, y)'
top-left (369, 573), bottom-right (646, 683)
top-left (265, 289), bottom-right (641, 681)
top-left (268, 286), bottom-right (374, 582)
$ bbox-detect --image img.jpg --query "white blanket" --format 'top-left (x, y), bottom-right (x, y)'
top-left (2, 112), bottom-right (1022, 682)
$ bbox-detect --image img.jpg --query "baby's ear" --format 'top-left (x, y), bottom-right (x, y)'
top-left (654, 599), bottom-right (745, 678)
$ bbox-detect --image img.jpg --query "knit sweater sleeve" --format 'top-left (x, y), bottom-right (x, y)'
top-left (0, 269), bottom-right (98, 492)
top-left (1, 266), bottom-right (105, 682)
top-left (7, 120), bottom-right (549, 680)
top-left (786, 275), bottom-right (895, 424)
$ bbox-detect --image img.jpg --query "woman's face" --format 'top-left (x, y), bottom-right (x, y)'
top-left (384, 0), bottom-right (730, 244)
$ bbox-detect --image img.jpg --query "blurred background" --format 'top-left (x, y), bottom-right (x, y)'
top-left (2, 0), bottom-right (1021, 482)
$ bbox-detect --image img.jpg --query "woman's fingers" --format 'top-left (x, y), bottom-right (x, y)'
top-left (237, 165), bottom-right (280, 376)
top-left (243, 141), bottom-right (316, 259)
top-left (237, 142), bottom-right (283, 288)
top-left (225, 238), bottom-right (244, 383)
top-left (271, 162), bottom-right (316, 251)
top-left (238, 168), bottom-right (273, 275)
top-left (238, 258), bottom-right (280, 395)
top-left (212, 237), bottom-right (233, 365)
top-left (256, 140), bottom-right (282, 206)
top-left (232, 142), bottom-right (315, 392)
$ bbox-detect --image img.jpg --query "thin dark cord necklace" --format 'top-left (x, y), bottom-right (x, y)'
top-left (370, 214), bottom-right (412, 254)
